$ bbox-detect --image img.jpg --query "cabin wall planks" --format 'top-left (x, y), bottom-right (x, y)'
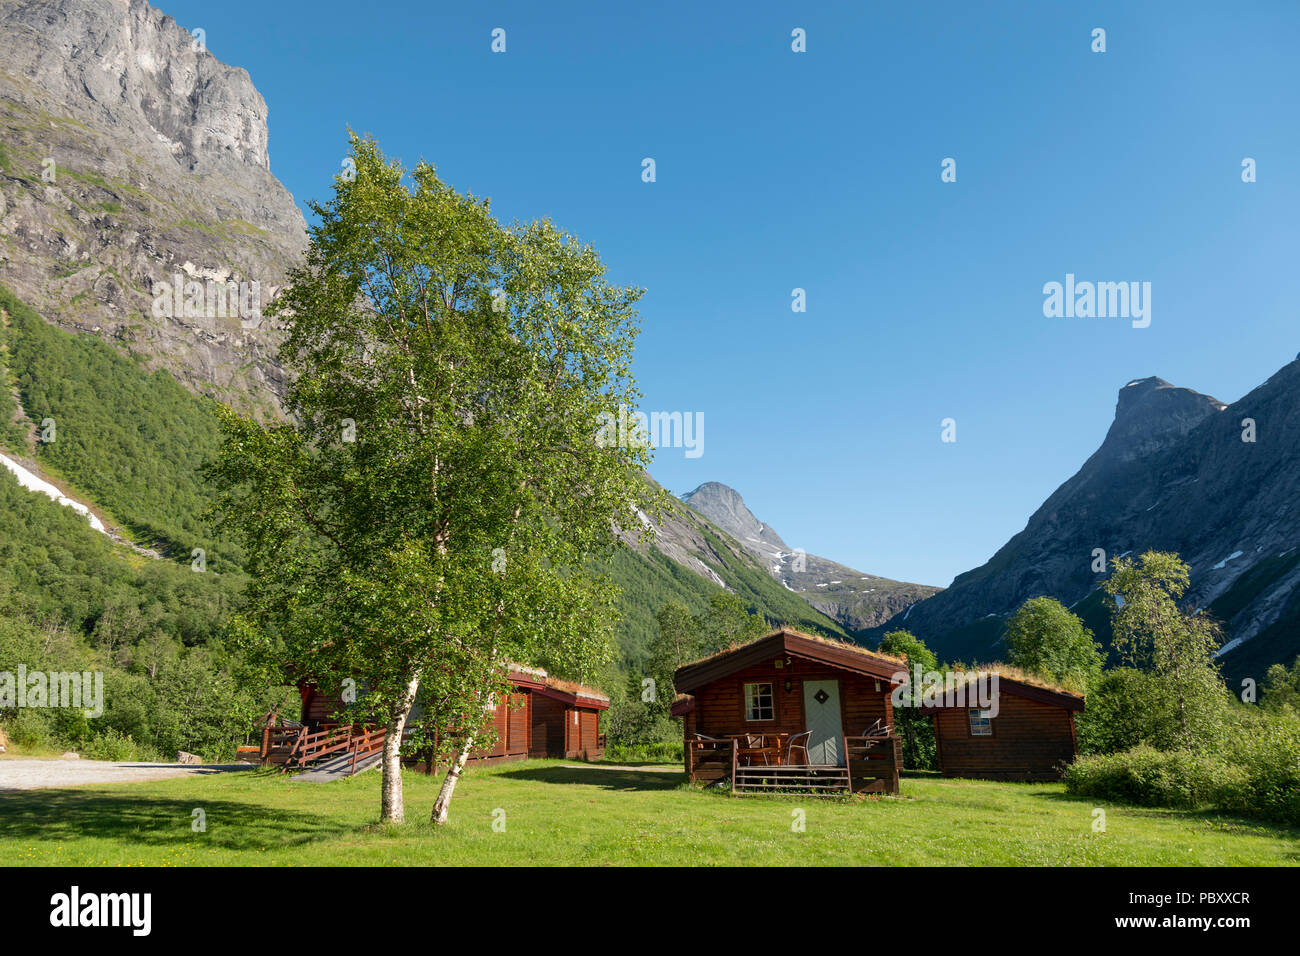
top-left (930, 692), bottom-right (1080, 781)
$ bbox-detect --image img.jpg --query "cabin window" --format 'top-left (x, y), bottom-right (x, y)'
top-left (744, 683), bottom-right (774, 721)
top-left (968, 708), bottom-right (993, 736)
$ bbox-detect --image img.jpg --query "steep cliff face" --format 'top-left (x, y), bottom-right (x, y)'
top-left (883, 358), bottom-right (1300, 675)
top-left (680, 481), bottom-right (941, 632)
top-left (0, 0), bottom-right (306, 412)
top-left (1096, 377), bottom-right (1226, 465)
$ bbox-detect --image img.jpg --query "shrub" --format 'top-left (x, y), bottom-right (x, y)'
top-left (1064, 745), bottom-right (1246, 810)
top-left (604, 740), bottom-right (683, 764)
top-left (1075, 668), bottom-right (1176, 754)
top-left (1219, 709), bottom-right (1300, 826)
top-left (1068, 707), bottom-right (1300, 826)
top-left (2, 710), bottom-right (58, 753)
top-left (80, 728), bottom-right (161, 762)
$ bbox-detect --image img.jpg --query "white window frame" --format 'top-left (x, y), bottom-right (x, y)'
top-left (968, 708), bottom-right (993, 736)
top-left (744, 682), bottom-right (774, 722)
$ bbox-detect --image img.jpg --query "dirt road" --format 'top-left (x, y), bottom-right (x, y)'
top-left (0, 758), bottom-right (253, 791)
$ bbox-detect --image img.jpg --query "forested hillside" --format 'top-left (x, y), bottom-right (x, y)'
top-left (0, 284), bottom-right (278, 760)
top-left (0, 283), bottom-right (236, 568)
top-left (606, 518), bottom-right (849, 669)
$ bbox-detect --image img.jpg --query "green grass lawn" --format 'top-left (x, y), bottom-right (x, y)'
top-left (1, 761), bottom-right (1296, 866)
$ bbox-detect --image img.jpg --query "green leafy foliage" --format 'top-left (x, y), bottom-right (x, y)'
top-left (1065, 744), bottom-right (1246, 811)
top-left (607, 592), bottom-right (767, 748)
top-left (1075, 667), bottom-right (1174, 754)
top-left (1003, 595), bottom-right (1103, 692)
top-left (1067, 705), bottom-right (1300, 825)
top-left (0, 577), bottom-right (284, 760)
top-left (1261, 655), bottom-right (1300, 711)
top-left (0, 285), bottom-right (281, 761)
top-left (878, 628), bottom-right (937, 770)
top-left (1103, 551), bottom-right (1231, 752)
top-left (1067, 551), bottom-right (1300, 825)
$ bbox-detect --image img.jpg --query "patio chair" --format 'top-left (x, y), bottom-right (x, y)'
top-left (862, 719), bottom-right (893, 738)
top-left (743, 733), bottom-right (773, 766)
top-left (786, 730), bottom-right (812, 766)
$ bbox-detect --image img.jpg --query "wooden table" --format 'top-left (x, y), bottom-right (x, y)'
top-left (728, 732), bottom-right (790, 766)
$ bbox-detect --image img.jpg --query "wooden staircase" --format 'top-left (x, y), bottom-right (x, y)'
top-left (732, 763), bottom-right (852, 794)
top-left (726, 735), bottom-right (900, 796)
top-left (262, 724), bottom-right (388, 778)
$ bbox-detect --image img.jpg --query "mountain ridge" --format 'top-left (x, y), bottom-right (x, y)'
top-left (877, 358), bottom-right (1300, 679)
top-left (680, 480), bottom-right (941, 632)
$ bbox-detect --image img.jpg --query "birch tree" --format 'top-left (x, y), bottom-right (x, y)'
top-left (1103, 551), bottom-right (1228, 752)
top-left (211, 134), bottom-right (655, 824)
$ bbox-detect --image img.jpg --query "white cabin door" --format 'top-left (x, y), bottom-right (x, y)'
top-left (802, 679), bottom-right (844, 766)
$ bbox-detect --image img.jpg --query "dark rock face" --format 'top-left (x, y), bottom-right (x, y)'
top-left (681, 481), bottom-right (941, 632)
top-left (888, 360), bottom-right (1300, 668)
top-left (0, 0), bottom-right (306, 412)
top-left (1101, 377), bottom-right (1225, 464)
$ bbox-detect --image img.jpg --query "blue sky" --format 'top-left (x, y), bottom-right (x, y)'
top-left (164, 0), bottom-right (1300, 586)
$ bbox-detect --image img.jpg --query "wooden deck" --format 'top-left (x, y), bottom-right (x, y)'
top-left (687, 734), bottom-right (900, 796)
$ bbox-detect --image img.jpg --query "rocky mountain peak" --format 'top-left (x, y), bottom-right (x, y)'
top-left (1101, 376), bottom-right (1225, 465)
top-left (883, 356), bottom-right (1300, 676)
top-left (679, 480), bottom-right (940, 632)
top-left (680, 482), bottom-right (789, 552)
top-left (2, 0), bottom-right (275, 174)
top-left (0, 0), bottom-right (307, 412)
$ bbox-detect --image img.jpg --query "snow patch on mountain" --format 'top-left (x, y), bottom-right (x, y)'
top-left (0, 452), bottom-right (106, 533)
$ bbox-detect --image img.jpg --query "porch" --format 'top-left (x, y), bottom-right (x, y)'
top-left (686, 732), bottom-right (900, 796)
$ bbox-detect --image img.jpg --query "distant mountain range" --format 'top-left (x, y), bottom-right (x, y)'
top-left (870, 367), bottom-right (1300, 682)
top-left (679, 481), bottom-right (940, 631)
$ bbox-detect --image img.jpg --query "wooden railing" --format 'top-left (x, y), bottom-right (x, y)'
top-left (686, 735), bottom-right (736, 785)
top-left (683, 732), bottom-right (901, 796)
top-left (347, 727), bottom-right (387, 774)
top-left (844, 735), bottom-right (900, 795)
top-left (263, 726), bottom-right (303, 761)
top-left (282, 725), bottom-right (346, 772)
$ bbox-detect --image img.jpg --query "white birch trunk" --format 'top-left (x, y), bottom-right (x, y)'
top-left (431, 733), bottom-right (475, 825)
top-left (380, 673), bottom-right (421, 824)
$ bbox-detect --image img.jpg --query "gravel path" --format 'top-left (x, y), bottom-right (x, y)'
top-left (0, 758), bottom-right (254, 791)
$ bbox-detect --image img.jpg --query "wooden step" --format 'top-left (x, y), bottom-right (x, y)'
top-left (733, 764), bottom-right (852, 796)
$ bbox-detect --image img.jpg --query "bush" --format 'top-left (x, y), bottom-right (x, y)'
top-left (1068, 706), bottom-right (1300, 826)
top-left (1075, 668), bottom-right (1176, 754)
top-left (604, 740), bottom-right (683, 764)
top-left (2, 710), bottom-right (59, 753)
top-left (1219, 708), bottom-right (1300, 825)
top-left (80, 728), bottom-right (161, 762)
top-left (1064, 745), bottom-right (1245, 810)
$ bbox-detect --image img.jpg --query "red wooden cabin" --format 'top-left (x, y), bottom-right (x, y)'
top-left (268, 663), bottom-right (607, 770)
top-left (927, 673), bottom-right (1083, 781)
top-left (672, 629), bottom-right (905, 795)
